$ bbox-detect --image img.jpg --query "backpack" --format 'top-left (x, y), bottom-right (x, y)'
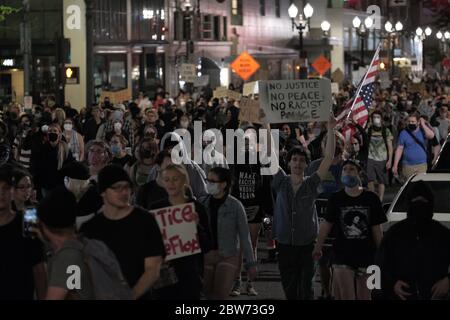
top-left (72, 237), bottom-right (134, 300)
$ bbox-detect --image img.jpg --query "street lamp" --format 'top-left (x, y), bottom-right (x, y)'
top-left (321, 20), bottom-right (331, 78)
top-left (288, 3), bottom-right (314, 79)
top-left (384, 20), bottom-right (404, 77)
top-left (444, 31), bottom-right (450, 40)
top-left (321, 20), bottom-right (331, 36)
top-left (425, 27), bottom-right (432, 37)
top-left (437, 31), bottom-right (443, 40)
top-left (353, 16), bottom-right (373, 67)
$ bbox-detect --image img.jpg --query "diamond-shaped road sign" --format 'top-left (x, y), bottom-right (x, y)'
top-left (311, 55), bottom-right (332, 76)
top-left (230, 51), bottom-right (260, 81)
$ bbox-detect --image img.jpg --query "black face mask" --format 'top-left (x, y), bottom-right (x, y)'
top-left (141, 150), bottom-right (154, 159)
top-left (407, 200), bottom-right (433, 225)
top-left (408, 124), bottom-right (417, 131)
top-left (48, 132), bottom-right (58, 142)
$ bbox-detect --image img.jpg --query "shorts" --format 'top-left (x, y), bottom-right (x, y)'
top-left (367, 159), bottom-right (388, 185)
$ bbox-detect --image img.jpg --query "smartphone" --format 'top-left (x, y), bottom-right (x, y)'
top-left (23, 207), bottom-right (38, 238)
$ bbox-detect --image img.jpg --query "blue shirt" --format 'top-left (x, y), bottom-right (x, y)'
top-left (397, 129), bottom-right (427, 166)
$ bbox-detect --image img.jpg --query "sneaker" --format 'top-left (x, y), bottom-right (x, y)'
top-left (246, 282), bottom-right (258, 296)
top-left (229, 281), bottom-right (241, 297)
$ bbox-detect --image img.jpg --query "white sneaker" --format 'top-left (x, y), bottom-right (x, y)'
top-left (246, 282), bottom-right (258, 296)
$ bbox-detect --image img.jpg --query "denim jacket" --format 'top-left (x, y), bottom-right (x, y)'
top-left (200, 195), bottom-right (256, 268)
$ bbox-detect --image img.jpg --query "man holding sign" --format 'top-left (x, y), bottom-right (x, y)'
top-left (150, 164), bottom-right (212, 300)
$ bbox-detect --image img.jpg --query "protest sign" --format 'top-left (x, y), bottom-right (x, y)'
top-left (24, 96), bottom-right (32, 110)
top-left (331, 82), bottom-right (339, 94)
top-left (194, 75), bottom-right (209, 87)
top-left (180, 64), bottom-right (197, 83)
top-left (409, 82), bottom-right (425, 93)
top-left (151, 203), bottom-right (201, 261)
top-left (213, 87), bottom-right (242, 100)
top-left (259, 79), bottom-right (332, 123)
top-left (239, 97), bottom-right (261, 124)
top-left (243, 81), bottom-right (259, 96)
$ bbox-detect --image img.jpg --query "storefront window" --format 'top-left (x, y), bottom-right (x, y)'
top-left (93, 54), bottom-right (127, 102)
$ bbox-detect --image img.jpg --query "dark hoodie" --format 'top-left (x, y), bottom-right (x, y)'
top-left (377, 181), bottom-right (450, 300)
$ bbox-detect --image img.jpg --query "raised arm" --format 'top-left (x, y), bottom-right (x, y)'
top-left (317, 115), bottom-right (337, 180)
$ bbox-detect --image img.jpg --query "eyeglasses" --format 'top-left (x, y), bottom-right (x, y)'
top-left (89, 148), bottom-right (105, 154)
top-left (108, 184), bottom-right (131, 192)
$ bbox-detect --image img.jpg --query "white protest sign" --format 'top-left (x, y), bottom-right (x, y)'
top-left (259, 79), bottom-right (332, 123)
top-left (151, 203), bottom-right (201, 261)
top-left (239, 97), bottom-right (261, 124)
top-left (213, 87), bottom-right (242, 100)
top-left (379, 71), bottom-right (391, 89)
top-left (194, 75), bottom-right (209, 87)
top-left (243, 81), bottom-right (259, 96)
top-left (24, 96), bottom-right (32, 110)
top-left (331, 82), bottom-right (339, 94)
top-left (180, 64), bottom-right (197, 83)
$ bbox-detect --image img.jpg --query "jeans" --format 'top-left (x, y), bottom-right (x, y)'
top-left (277, 242), bottom-right (315, 300)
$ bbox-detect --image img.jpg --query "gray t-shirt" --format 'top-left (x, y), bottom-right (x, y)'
top-left (48, 239), bottom-right (95, 300)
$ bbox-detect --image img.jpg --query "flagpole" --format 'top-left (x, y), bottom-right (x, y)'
top-left (346, 43), bottom-right (382, 121)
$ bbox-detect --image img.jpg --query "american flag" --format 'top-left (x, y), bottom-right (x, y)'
top-left (336, 44), bottom-right (381, 141)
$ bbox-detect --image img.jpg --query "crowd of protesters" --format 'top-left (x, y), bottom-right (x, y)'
top-left (1, 74), bottom-right (450, 300)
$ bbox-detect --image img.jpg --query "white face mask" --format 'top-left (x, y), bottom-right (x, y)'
top-left (64, 123), bottom-right (73, 131)
top-left (180, 121), bottom-right (189, 129)
top-left (114, 122), bottom-right (122, 132)
top-left (373, 117), bottom-right (381, 127)
top-left (206, 182), bottom-right (221, 196)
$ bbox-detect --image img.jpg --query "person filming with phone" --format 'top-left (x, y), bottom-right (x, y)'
top-left (0, 164), bottom-right (47, 300)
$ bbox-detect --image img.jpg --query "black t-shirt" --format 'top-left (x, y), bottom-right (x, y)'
top-left (208, 195), bottom-right (227, 250)
top-left (0, 213), bottom-right (45, 300)
top-left (325, 189), bottom-right (387, 268)
top-left (80, 207), bottom-right (166, 291)
top-left (149, 198), bottom-right (211, 300)
top-left (135, 180), bottom-right (168, 210)
top-left (111, 154), bottom-right (133, 167)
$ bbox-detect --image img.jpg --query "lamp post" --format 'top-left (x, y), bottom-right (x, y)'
top-left (416, 26), bottom-right (432, 72)
top-left (353, 16), bottom-right (373, 67)
top-left (321, 20), bottom-right (331, 78)
top-left (288, 3), bottom-right (314, 79)
top-left (384, 20), bottom-right (403, 77)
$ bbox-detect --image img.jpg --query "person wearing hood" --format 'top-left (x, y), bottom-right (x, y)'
top-left (146, 131), bottom-right (207, 199)
top-left (376, 181), bottom-right (450, 300)
top-left (31, 123), bottom-right (74, 198)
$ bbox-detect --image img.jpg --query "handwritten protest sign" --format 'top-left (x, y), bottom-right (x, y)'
top-left (259, 79), bottom-right (332, 123)
top-left (180, 64), bottom-right (197, 83)
top-left (243, 81), bottom-right (259, 96)
top-left (239, 97), bottom-right (261, 124)
top-left (151, 203), bottom-right (201, 261)
top-left (331, 82), bottom-right (339, 94)
top-left (194, 75), bottom-right (209, 87)
top-left (213, 87), bottom-right (242, 100)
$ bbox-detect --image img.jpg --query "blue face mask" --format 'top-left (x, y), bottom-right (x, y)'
top-left (341, 175), bottom-right (360, 188)
top-left (111, 145), bottom-right (121, 155)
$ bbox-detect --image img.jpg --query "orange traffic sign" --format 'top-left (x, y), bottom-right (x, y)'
top-left (311, 55), bottom-right (331, 76)
top-left (230, 51), bottom-right (260, 81)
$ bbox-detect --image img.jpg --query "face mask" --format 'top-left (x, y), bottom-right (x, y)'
top-left (341, 175), bottom-right (360, 188)
top-left (206, 182), bottom-right (221, 196)
top-left (180, 121), bottom-right (189, 129)
top-left (64, 123), bottom-right (73, 131)
top-left (408, 124), bottom-right (417, 131)
top-left (48, 132), bottom-right (58, 142)
top-left (353, 143), bottom-right (360, 153)
top-left (141, 149), bottom-right (153, 159)
top-left (111, 145), bottom-right (121, 155)
top-left (114, 122), bottom-right (122, 132)
top-left (373, 117), bottom-right (382, 127)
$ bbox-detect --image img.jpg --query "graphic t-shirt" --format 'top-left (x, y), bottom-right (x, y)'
top-left (325, 189), bottom-right (387, 268)
top-left (368, 127), bottom-right (393, 161)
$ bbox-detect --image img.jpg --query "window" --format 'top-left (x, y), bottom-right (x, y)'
top-left (231, 0), bottom-right (243, 26)
top-left (223, 17), bottom-right (228, 40)
top-left (131, 0), bottom-right (165, 41)
top-left (214, 16), bottom-right (221, 41)
top-left (343, 27), bottom-right (350, 49)
top-left (275, 0), bottom-right (281, 18)
top-left (202, 15), bottom-right (213, 40)
top-left (93, 0), bottom-right (127, 42)
top-left (260, 0), bottom-right (265, 16)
